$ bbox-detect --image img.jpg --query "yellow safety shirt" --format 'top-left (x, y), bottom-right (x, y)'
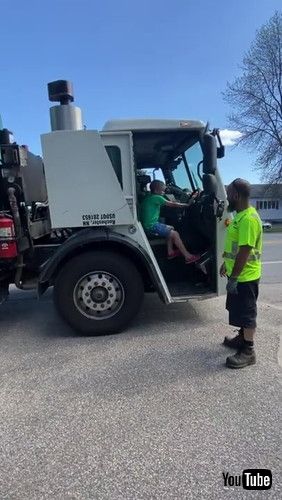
top-left (223, 207), bottom-right (262, 282)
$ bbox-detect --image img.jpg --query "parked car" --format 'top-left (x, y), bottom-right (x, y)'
top-left (262, 221), bottom-right (272, 231)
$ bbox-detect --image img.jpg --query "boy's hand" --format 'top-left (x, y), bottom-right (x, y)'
top-left (166, 200), bottom-right (189, 208)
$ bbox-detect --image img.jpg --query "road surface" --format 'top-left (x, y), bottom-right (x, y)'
top-left (0, 233), bottom-right (281, 499)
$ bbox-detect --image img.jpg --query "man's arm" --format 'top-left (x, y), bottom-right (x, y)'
top-left (226, 245), bottom-right (252, 294)
top-left (230, 245), bottom-right (252, 278)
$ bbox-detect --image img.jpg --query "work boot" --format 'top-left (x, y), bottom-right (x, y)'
top-left (223, 328), bottom-right (244, 349)
top-left (0, 282), bottom-right (9, 305)
top-left (226, 348), bottom-right (256, 369)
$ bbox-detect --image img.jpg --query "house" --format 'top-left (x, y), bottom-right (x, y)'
top-left (250, 184), bottom-right (282, 223)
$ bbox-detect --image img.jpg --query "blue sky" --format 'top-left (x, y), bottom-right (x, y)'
top-left (0, 0), bottom-right (280, 184)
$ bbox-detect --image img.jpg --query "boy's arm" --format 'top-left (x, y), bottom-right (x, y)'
top-left (165, 200), bottom-right (193, 208)
top-left (164, 191), bottom-right (199, 209)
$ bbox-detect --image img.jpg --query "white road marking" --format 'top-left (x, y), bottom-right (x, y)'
top-left (262, 260), bottom-right (282, 265)
top-left (263, 240), bottom-right (281, 245)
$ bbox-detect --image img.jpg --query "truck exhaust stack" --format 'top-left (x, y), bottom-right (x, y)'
top-left (48, 80), bottom-right (83, 132)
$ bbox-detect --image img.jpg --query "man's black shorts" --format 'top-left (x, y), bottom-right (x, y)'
top-left (226, 280), bottom-right (259, 329)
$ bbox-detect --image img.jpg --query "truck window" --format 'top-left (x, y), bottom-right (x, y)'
top-left (184, 142), bottom-right (203, 190)
top-left (105, 146), bottom-right (123, 188)
top-left (142, 167), bottom-right (165, 188)
top-left (172, 141), bottom-right (204, 192)
top-left (172, 158), bottom-right (191, 191)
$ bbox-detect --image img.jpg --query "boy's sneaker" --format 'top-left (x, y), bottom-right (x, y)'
top-left (223, 328), bottom-right (244, 349)
top-left (226, 348), bottom-right (256, 369)
top-left (185, 254), bottom-right (201, 264)
top-left (167, 249), bottom-right (181, 260)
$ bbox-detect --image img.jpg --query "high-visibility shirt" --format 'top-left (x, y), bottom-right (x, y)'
top-left (223, 206), bottom-right (262, 282)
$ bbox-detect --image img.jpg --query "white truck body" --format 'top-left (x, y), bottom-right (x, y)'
top-left (0, 81), bottom-right (228, 334)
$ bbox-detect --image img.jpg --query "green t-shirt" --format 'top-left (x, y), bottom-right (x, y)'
top-left (223, 206), bottom-right (262, 282)
top-left (140, 193), bottom-right (167, 229)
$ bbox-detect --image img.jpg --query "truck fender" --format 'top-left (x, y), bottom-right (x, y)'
top-left (38, 228), bottom-right (166, 301)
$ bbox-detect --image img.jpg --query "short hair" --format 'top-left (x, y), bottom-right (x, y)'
top-left (150, 180), bottom-right (165, 193)
top-left (230, 178), bottom-right (251, 198)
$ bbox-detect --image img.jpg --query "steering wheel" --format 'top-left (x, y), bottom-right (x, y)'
top-left (190, 188), bottom-right (200, 197)
top-left (165, 183), bottom-right (183, 194)
top-left (165, 183), bottom-right (187, 202)
top-left (166, 184), bottom-right (203, 208)
top-left (188, 188), bottom-right (202, 203)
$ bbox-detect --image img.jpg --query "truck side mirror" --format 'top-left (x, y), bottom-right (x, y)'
top-left (217, 145), bottom-right (225, 159)
top-left (203, 134), bottom-right (217, 175)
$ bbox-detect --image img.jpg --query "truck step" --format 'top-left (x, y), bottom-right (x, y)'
top-left (19, 278), bottom-right (38, 290)
top-left (168, 281), bottom-right (213, 300)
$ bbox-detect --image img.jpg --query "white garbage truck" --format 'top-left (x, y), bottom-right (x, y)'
top-left (0, 80), bottom-right (228, 335)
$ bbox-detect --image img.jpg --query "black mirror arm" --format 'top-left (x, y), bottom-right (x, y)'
top-left (212, 128), bottom-right (225, 159)
top-left (197, 160), bottom-right (203, 181)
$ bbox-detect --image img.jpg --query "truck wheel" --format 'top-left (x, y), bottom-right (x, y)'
top-left (53, 251), bottom-right (144, 335)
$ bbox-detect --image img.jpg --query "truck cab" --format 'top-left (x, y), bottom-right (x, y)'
top-left (0, 81), bottom-right (228, 335)
top-left (100, 119), bottom-right (227, 299)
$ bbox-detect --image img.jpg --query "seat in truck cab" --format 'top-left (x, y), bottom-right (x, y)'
top-left (136, 173), bottom-right (151, 203)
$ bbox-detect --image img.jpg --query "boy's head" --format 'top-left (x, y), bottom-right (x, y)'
top-left (150, 180), bottom-right (166, 195)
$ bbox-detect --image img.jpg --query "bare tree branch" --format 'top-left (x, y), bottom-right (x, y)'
top-left (223, 11), bottom-right (282, 184)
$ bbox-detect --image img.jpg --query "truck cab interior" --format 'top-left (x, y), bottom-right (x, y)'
top-left (134, 128), bottom-right (224, 297)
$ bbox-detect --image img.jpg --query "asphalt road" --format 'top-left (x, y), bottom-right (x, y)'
top-left (261, 232), bottom-right (282, 286)
top-left (0, 233), bottom-right (281, 499)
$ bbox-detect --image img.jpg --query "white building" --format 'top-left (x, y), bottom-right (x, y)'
top-left (250, 184), bottom-right (282, 223)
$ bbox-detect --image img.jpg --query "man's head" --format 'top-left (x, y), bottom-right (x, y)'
top-left (150, 180), bottom-right (166, 195)
top-left (227, 178), bottom-right (251, 212)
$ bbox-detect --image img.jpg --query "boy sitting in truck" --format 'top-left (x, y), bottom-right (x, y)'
top-left (140, 180), bottom-right (200, 264)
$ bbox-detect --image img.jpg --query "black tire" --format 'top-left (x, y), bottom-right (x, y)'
top-left (53, 251), bottom-right (144, 335)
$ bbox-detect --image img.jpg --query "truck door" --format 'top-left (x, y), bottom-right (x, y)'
top-left (101, 131), bottom-right (173, 303)
top-left (101, 132), bottom-right (137, 220)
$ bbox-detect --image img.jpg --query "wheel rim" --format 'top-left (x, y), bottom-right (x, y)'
top-left (73, 271), bottom-right (125, 320)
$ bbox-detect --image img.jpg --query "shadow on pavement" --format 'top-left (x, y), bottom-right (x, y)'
top-left (0, 290), bottom-right (211, 340)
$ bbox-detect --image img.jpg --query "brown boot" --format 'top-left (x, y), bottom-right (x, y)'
top-left (223, 328), bottom-right (244, 349)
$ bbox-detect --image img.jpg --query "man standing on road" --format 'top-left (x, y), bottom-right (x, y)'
top-left (220, 178), bottom-right (262, 369)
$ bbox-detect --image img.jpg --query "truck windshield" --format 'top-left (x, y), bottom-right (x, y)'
top-left (172, 141), bottom-right (203, 191)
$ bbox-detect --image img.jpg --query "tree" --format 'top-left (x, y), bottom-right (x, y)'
top-left (224, 11), bottom-right (282, 183)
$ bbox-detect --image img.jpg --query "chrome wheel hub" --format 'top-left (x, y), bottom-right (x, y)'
top-left (74, 271), bottom-right (124, 320)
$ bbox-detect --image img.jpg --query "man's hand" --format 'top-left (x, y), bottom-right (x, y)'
top-left (226, 277), bottom-right (238, 295)
top-left (220, 262), bottom-right (227, 277)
